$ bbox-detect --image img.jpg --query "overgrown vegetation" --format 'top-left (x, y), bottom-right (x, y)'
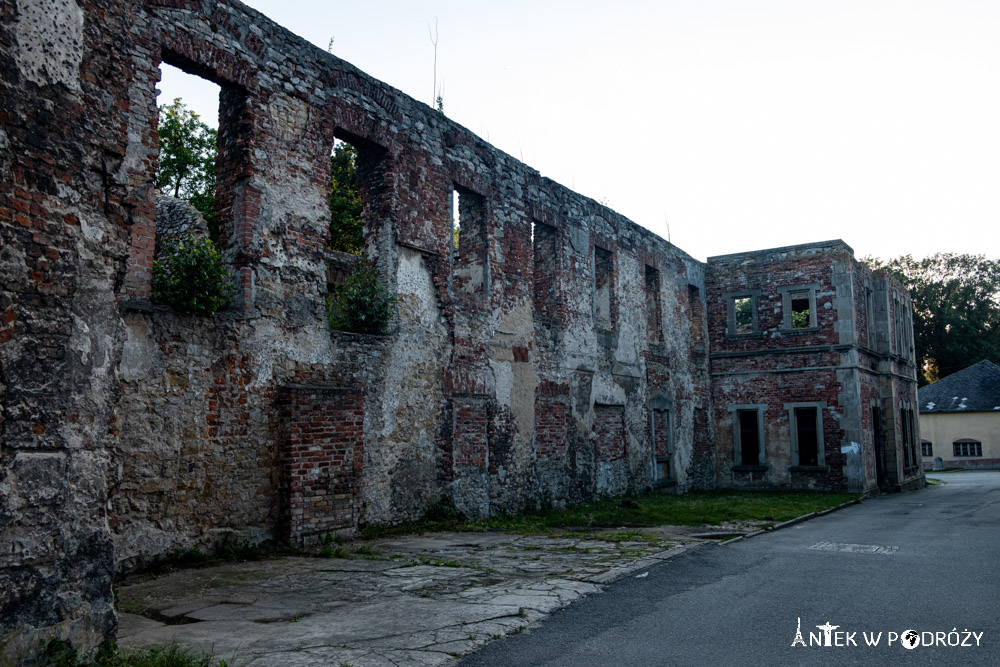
top-left (158, 99), bottom-right (368, 254)
top-left (152, 236), bottom-right (232, 314)
top-left (157, 99), bottom-right (218, 241)
top-left (329, 141), bottom-right (364, 255)
top-left (326, 261), bottom-right (395, 334)
top-left (865, 253), bottom-right (1000, 384)
top-left (362, 490), bottom-right (858, 539)
top-left (40, 639), bottom-right (225, 667)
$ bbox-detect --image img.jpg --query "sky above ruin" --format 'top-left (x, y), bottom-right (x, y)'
top-left (158, 0), bottom-right (1000, 263)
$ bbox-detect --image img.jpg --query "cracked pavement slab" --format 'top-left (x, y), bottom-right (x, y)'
top-left (116, 529), bottom-right (703, 665)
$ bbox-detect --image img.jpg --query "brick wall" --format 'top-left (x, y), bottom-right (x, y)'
top-left (278, 385), bottom-right (364, 544)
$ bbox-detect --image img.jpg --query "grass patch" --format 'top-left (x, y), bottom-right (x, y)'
top-left (40, 639), bottom-right (228, 667)
top-left (460, 490), bottom-right (857, 532)
top-left (361, 490), bottom-right (857, 538)
top-left (924, 467), bottom-right (963, 473)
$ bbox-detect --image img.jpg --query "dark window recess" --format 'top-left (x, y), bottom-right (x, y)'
top-left (790, 293), bottom-right (811, 329)
top-left (688, 285), bottom-right (704, 349)
top-left (738, 409), bottom-right (759, 465)
top-left (594, 246), bottom-right (614, 330)
top-left (532, 222), bottom-right (560, 330)
top-left (734, 297), bottom-right (753, 334)
top-left (795, 407), bottom-right (819, 466)
top-left (645, 266), bottom-right (662, 343)
top-left (921, 441), bottom-right (933, 457)
top-left (652, 408), bottom-right (670, 479)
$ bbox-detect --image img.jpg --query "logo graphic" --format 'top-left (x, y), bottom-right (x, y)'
top-left (791, 619), bottom-right (984, 649)
top-left (791, 618), bottom-right (806, 647)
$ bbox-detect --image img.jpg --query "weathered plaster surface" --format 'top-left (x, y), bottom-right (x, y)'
top-left (1, 1), bottom-right (922, 660)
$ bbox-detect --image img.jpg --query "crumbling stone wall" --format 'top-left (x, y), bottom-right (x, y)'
top-left (0, 0), bottom-right (919, 659)
top-left (153, 195), bottom-right (209, 255)
top-left (1, 0), bottom-right (137, 659)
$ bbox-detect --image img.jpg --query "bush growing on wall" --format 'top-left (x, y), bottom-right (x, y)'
top-left (327, 261), bottom-right (395, 335)
top-left (152, 236), bottom-right (232, 313)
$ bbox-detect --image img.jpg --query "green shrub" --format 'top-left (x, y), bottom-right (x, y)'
top-left (152, 236), bottom-right (232, 314)
top-left (326, 261), bottom-right (395, 335)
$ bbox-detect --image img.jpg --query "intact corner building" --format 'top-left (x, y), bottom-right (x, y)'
top-left (919, 360), bottom-right (1000, 469)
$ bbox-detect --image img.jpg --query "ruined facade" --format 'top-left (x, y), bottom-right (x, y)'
top-left (0, 0), bottom-right (921, 660)
top-left (706, 242), bottom-right (923, 493)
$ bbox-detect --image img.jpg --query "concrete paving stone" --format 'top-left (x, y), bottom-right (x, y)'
top-left (116, 530), bottom-right (708, 666)
top-left (115, 612), bottom-right (165, 639)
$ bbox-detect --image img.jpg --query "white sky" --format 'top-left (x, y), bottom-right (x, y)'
top-left (158, 0), bottom-right (1000, 262)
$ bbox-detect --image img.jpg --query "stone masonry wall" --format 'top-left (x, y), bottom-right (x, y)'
top-left (1, 0), bottom-right (137, 659)
top-left (1, 0), bottom-right (919, 659)
top-left (104, 0), bottom-right (711, 559)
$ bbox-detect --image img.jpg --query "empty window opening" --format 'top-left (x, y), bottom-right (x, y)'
top-left (645, 266), bottom-right (662, 343)
top-left (953, 439), bottom-right (982, 457)
top-left (790, 292), bottom-right (811, 329)
top-left (594, 246), bottom-right (614, 331)
top-left (532, 221), bottom-right (560, 330)
top-left (737, 409), bottom-right (761, 466)
top-left (921, 440), bottom-right (933, 457)
top-left (452, 186), bottom-right (487, 296)
top-left (155, 63), bottom-right (221, 243)
top-left (734, 297), bottom-right (753, 334)
top-left (794, 407), bottom-right (819, 466)
top-left (328, 138), bottom-right (364, 255)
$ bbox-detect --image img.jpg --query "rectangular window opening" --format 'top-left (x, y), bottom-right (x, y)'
top-left (734, 297), bottom-right (753, 335)
top-left (326, 131), bottom-right (388, 296)
top-left (328, 137), bottom-right (364, 256)
top-left (738, 409), bottom-right (760, 466)
top-left (452, 186), bottom-right (487, 296)
top-left (790, 292), bottom-right (811, 329)
top-left (921, 441), bottom-right (933, 457)
top-left (155, 63), bottom-right (222, 246)
top-left (795, 407), bottom-right (819, 466)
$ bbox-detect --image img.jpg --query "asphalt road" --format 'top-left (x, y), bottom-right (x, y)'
top-left (460, 472), bottom-right (1000, 666)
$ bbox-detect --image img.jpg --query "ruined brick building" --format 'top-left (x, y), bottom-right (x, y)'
top-left (0, 0), bottom-right (923, 659)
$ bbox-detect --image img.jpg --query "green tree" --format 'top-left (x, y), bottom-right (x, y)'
top-left (867, 253), bottom-right (1000, 384)
top-left (329, 141), bottom-right (364, 255)
top-left (157, 98), bottom-right (218, 240)
top-left (152, 236), bottom-right (232, 314)
top-left (326, 261), bottom-right (395, 334)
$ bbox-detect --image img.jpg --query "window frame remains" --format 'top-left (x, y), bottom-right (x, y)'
top-left (777, 284), bottom-right (820, 332)
top-left (785, 401), bottom-right (827, 469)
top-left (730, 404), bottom-right (767, 469)
top-left (723, 290), bottom-right (761, 337)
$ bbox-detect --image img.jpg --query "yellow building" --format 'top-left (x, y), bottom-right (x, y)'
top-left (918, 360), bottom-right (1000, 469)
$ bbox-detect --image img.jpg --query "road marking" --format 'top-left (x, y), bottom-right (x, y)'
top-left (808, 541), bottom-right (899, 555)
